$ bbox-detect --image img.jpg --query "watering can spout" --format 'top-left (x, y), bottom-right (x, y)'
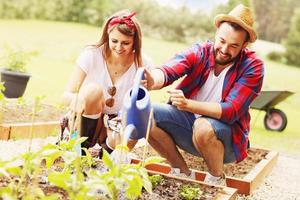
top-left (123, 124), bottom-right (136, 142)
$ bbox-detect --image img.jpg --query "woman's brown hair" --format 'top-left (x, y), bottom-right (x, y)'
top-left (93, 10), bottom-right (143, 67)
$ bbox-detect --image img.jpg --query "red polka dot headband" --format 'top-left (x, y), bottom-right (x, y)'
top-left (108, 12), bottom-right (137, 31)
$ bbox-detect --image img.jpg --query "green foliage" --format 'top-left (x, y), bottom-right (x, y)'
top-left (284, 8), bottom-right (300, 67)
top-left (0, 0), bottom-right (214, 43)
top-left (180, 184), bottom-right (203, 200)
top-left (111, 0), bottom-right (214, 43)
top-left (0, 46), bottom-right (37, 73)
top-left (149, 174), bottom-right (164, 188)
top-left (0, 0), bottom-right (113, 24)
top-left (253, 0), bottom-right (300, 42)
top-left (0, 142), bottom-right (64, 199)
top-left (100, 150), bottom-right (152, 200)
top-left (0, 0), bottom-right (299, 43)
top-left (267, 51), bottom-right (284, 62)
top-left (0, 136), bottom-right (157, 199)
top-left (0, 82), bottom-right (5, 101)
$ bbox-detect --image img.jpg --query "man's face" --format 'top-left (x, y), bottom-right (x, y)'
top-left (214, 22), bottom-right (248, 65)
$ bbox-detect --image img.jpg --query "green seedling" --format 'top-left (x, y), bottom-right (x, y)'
top-left (180, 184), bottom-right (203, 200)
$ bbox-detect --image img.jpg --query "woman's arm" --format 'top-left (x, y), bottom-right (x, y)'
top-left (62, 66), bottom-right (86, 106)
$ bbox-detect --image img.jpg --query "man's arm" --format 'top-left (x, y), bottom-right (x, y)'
top-left (143, 68), bottom-right (165, 90)
top-left (168, 89), bottom-right (222, 119)
top-left (186, 100), bottom-right (222, 119)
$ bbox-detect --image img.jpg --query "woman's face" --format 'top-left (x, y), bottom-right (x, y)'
top-left (108, 27), bottom-right (134, 58)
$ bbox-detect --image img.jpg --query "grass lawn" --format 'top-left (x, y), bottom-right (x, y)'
top-left (1, 19), bottom-right (299, 158)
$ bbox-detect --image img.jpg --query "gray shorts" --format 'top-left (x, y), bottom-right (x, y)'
top-left (153, 103), bottom-right (236, 163)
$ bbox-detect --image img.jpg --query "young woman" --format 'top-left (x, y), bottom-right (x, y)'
top-left (62, 10), bottom-right (152, 156)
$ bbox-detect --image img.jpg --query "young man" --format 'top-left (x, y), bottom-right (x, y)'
top-left (144, 4), bottom-right (264, 184)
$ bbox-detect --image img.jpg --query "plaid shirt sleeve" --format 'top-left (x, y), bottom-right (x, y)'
top-left (159, 43), bottom-right (204, 86)
top-left (220, 52), bottom-right (264, 124)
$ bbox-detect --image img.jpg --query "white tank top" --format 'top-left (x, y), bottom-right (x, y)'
top-left (192, 66), bottom-right (231, 117)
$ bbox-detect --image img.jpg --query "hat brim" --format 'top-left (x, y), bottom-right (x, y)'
top-left (214, 14), bottom-right (257, 43)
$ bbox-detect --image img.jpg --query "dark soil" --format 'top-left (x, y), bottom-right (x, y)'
top-left (139, 175), bottom-right (221, 200)
top-left (132, 145), bottom-right (269, 178)
top-left (40, 185), bottom-right (68, 199)
top-left (1, 99), bottom-right (66, 123)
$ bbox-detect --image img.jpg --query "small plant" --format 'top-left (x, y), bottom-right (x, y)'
top-left (0, 46), bottom-right (37, 73)
top-left (97, 150), bottom-right (153, 200)
top-left (180, 184), bottom-right (203, 200)
top-left (149, 174), bottom-right (164, 188)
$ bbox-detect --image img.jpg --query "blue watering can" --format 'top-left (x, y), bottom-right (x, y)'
top-left (122, 67), bottom-right (151, 141)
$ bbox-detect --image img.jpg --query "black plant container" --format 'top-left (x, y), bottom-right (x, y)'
top-left (1, 69), bottom-right (31, 98)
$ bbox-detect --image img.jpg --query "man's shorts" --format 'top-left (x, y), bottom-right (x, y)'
top-left (153, 103), bottom-right (236, 163)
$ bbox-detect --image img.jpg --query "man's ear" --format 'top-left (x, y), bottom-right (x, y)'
top-left (242, 41), bottom-right (249, 49)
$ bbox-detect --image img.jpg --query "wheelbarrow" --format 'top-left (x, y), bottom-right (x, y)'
top-left (250, 90), bottom-right (294, 132)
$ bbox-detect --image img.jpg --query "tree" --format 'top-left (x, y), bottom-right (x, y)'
top-left (284, 8), bottom-right (300, 66)
top-left (253, 0), bottom-right (300, 42)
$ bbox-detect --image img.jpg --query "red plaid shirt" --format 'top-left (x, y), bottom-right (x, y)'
top-left (160, 42), bottom-right (264, 162)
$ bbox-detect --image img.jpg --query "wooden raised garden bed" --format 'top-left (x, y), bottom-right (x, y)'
top-left (0, 100), bottom-right (64, 140)
top-left (0, 121), bottom-right (60, 140)
top-left (132, 146), bottom-right (279, 195)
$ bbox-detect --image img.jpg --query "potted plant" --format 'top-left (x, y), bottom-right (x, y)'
top-left (0, 47), bottom-right (36, 98)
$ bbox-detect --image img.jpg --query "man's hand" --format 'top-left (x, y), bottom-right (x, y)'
top-left (141, 68), bottom-right (155, 90)
top-left (168, 89), bottom-right (188, 111)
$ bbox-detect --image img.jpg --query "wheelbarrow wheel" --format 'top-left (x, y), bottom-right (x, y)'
top-left (264, 108), bottom-right (287, 132)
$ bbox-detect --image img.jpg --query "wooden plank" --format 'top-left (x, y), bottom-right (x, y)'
top-left (0, 125), bottom-right (10, 140)
top-left (226, 177), bottom-right (251, 195)
top-left (6, 121), bottom-right (60, 139)
top-left (243, 150), bottom-right (279, 194)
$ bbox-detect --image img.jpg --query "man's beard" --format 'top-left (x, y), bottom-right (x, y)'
top-left (214, 49), bottom-right (237, 65)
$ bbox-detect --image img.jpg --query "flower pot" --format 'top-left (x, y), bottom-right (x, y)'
top-left (1, 69), bottom-right (31, 98)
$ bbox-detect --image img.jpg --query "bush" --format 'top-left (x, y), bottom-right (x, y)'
top-left (284, 8), bottom-right (300, 67)
top-left (267, 51), bottom-right (283, 62)
top-left (0, 46), bottom-right (38, 73)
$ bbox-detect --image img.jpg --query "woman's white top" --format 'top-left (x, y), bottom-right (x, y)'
top-left (76, 47), bottom-right (152, 114)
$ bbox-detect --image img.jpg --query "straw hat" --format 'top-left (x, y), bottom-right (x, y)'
top-left (214, 4), bottom-right (257, 42)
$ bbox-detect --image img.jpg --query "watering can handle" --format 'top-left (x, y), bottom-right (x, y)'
top-left (131, 67), bottom-right (145, 104)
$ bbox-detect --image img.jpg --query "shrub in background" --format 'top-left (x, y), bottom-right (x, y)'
top-left (284, 8), bottom-right (300, 67)
top-left (267, 51), bottom-right (284, 62)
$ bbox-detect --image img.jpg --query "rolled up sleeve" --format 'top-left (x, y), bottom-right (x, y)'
top-left (220, 59), bottom-right (264, 124)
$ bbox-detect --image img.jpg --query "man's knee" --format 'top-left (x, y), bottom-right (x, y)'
top-left (149, 121), bottom-right (160, 137)
top-left (193, 118), bottom-right (215, 146)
